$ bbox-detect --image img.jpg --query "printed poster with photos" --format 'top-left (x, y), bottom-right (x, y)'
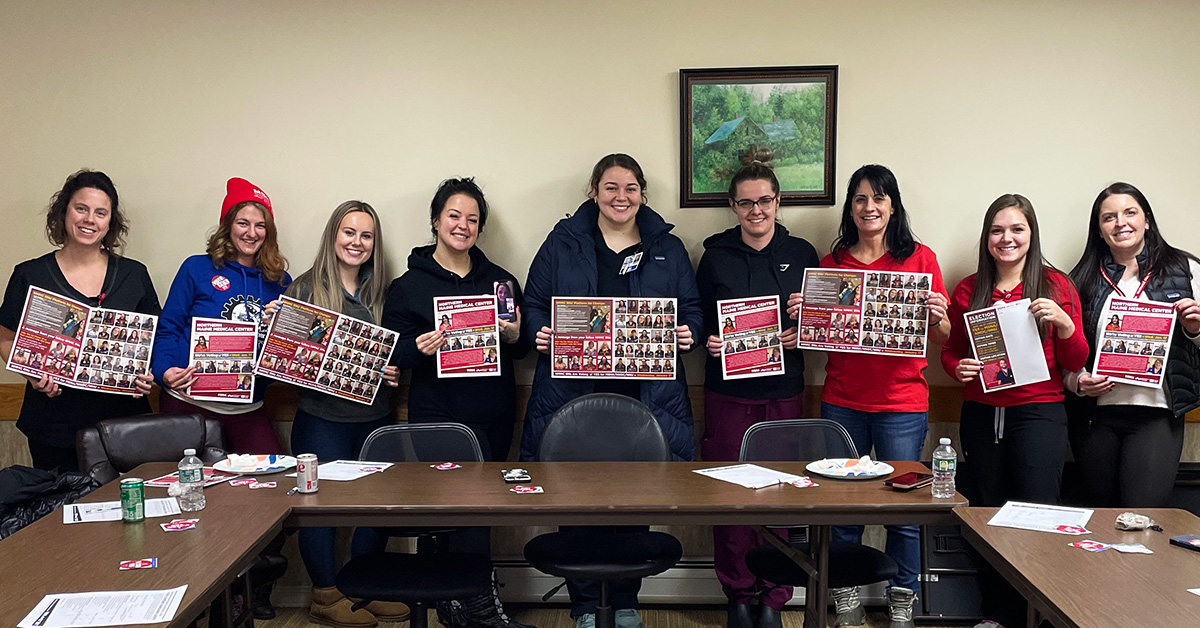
top-left (718, 296), bottom-right (784, 380)
top-left (256, 297), bottom-right (398, 404)
top-left (435, 295), bottom-right (500, 378)
top-left (551, 296), bottom-right (677, 379)
top-left (189, 317), bottom-right (257, 403)
top-left (1092, 296), bottom-right (1175, 388)
top-left (964, 299), bottom-right (1051, 393)
top-left (797, 269), bottom-right (931, 357)
top-left (6, 286), bottom-right (156, 395)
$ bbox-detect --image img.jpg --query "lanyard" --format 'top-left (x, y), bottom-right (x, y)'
top-left (1100, 270), bottom-right (1152, 299)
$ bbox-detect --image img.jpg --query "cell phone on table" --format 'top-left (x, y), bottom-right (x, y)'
top-left (502, 468), bottom-right (531, 483)
top-left (1169, 534), bottom-right (1200, 552)
top-left (884, 472), bottom-right (934, 491)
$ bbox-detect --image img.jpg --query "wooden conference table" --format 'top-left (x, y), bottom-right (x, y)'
top-left (958, 507), bottom-right (1200, 628)
top-left (0, 460), bottom-right (964, 628)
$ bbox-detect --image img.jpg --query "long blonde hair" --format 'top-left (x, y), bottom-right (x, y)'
top-left (292, 201), bottom-right (389, 321)
top-left (206, 201), bottom-right (288, 284)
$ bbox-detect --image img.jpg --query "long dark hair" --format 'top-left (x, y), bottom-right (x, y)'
top-left (830, 164), bottom-right (916, 263)
top-left (1069, 182), bottom-right (1197, 301)
top-left (969, 194), bottom-right (1061, 337)
top-left (46, 170), bottom-right (129, 253)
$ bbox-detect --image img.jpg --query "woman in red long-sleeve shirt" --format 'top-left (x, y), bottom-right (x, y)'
top-left (942, 194), bottom-right (1089, 507)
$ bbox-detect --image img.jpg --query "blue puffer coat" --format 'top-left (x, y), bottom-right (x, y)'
top-left (520, 200), bottom-right (703, 461)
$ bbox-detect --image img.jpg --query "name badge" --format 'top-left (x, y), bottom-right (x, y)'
top-left (620, 251), bottom-right (643, 275)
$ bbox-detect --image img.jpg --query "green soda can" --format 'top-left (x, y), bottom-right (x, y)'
top-left (121, 478), bottom-right (145, 522)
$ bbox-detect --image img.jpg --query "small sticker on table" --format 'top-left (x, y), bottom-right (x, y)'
top-left (161, 519), bottom-right (199, 532)
top-left (510, 485), bottom-right (544, 494)
top-left (119, 558), bottom-right (158, 570)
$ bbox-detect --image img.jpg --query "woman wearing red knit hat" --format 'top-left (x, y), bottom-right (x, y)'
top-left (151, 177), bottom-right (291, 453)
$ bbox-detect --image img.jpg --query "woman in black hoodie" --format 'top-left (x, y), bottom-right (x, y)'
top-left (381, 177), bottom-right (532, 628)
top-left (695, 155), bottom-right (818, 628)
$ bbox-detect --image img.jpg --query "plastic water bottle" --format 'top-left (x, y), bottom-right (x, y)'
top-left (178, 448), bottom-right (206, 511)
top-left (931, 437), bottom-right (957, 498)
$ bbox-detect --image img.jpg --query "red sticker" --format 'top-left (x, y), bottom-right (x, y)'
top-left (211, 276), bottom-right (230, 291)
top-left (119, 558), bottom-right (158, 570)
top-left (431, 463), bottom-right (462, 470)
top-left (510, 485), bottom-right (544, 494)
top-left (1055, 525), bottom-right (1090, 535)
top-left (161, 518), bottom-right (200, 532)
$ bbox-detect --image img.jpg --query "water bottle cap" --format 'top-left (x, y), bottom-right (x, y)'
top-left (183, 448), bottom-right (196, 456)
top-left (939, 438), bottom-right (951, 445)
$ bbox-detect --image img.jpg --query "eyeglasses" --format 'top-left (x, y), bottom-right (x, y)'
top-left (733, 195), bottom-right (778, 210)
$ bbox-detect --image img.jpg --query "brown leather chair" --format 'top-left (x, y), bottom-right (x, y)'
top-left (76, 413), bottom-right (226, 485)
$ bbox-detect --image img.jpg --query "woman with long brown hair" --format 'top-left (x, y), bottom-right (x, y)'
top-left (151, 177), bottom-right (291, 453)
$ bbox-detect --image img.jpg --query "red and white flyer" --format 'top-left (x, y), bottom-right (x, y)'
top-left (796, 269), bottom-right (931, 357)
top-left (965, 299), bottom-right (1051, 393)
top-left (1091, 296), bottom-right (1175, 388)
top-left (255, 297), bottom-right (397, 405)
top-left (717, 296), bottom-right (784, 380)
top-left (435, 295), bottom-right (500, 378)
top-left (145, 467), bottom-right (240, 488)
top-left (551, 296), bottom-right (678, 379)
top-left (5, 286), bottom-right (157, 396)
top-left (188, 317), bottom-right (257, 403)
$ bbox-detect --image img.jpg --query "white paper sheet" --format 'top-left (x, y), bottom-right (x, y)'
top-left (986, 501), bottom-right (1093, 534)
top-left (285, 460), bottom-right (394, 481)
top-left (62, 498), bottom-right (181, 524)
top-left (692, 464), bottom-right (806, 489)
top-left (18, 585), bottom-right (187, 628)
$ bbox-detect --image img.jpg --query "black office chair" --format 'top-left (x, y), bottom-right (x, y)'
top-left (738, 419), bottom-right (898, 592)
top-left (523, 394), bottom-right (684, 628)
top-left (76, 413), bottom-right (226, 485)
top-left (335, 423), bottom-right (493, 628)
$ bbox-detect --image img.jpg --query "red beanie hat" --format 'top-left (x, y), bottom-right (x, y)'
top-left (220, 177), bottom-right (273, 222)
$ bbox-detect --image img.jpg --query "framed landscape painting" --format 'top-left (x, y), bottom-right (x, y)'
top-left (680, 66), bottom-right (838, 208)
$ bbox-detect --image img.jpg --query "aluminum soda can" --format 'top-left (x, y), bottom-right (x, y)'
top-left (296, 453), bottom-right (319, 493)
top-left (121, 478), bottom-right (145, 522)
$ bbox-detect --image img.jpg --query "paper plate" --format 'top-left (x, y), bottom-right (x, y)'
top-left (212, 454), bottom-right (297, 475)
top-left (805, 458), bottom-right (895, 480)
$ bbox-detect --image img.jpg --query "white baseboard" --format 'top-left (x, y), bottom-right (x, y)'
top-left (272, 559), bottom-right (889, 609)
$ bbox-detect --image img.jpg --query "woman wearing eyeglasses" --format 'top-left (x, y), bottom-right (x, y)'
top-left (696, 151), bottom-right (817, 628)
top-left (787, 164), bottom-right (950, 626)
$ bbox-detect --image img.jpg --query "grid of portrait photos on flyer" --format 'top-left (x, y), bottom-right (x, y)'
top-left (435, 295), bottom-right (500, 378)
top-left (1092, 296), bottom-right (1175, 388)
top-left (6, 286), bottom-right (156, 395)
top-left (189, 317), bottom-right (257, 403)
top-left (256, 297), bottom-right (397, 405)
top-left (718, 296), bottom-right (784, 380)
top-left (551, 297), bottom-right (677, 378)
top-left (797, 269), bottom-right (931, 356)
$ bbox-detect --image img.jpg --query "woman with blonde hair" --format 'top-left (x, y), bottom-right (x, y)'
top-left (279, 200), bottom-right (403, 628)
top-left (152, 177), bottom-right (291, 453)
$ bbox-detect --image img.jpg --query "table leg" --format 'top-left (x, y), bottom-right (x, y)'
top-left (803, 525), bottom-right (830, 628)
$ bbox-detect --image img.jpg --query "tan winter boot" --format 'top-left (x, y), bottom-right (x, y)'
top-left (309, 586), bottom-right (378, 628)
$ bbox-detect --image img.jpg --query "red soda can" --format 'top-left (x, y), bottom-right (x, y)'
top-left (296, 453), bottom-right (319, 493)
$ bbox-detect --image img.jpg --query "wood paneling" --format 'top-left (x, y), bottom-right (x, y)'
top-left (3, 383), bottom-right (1196, 424)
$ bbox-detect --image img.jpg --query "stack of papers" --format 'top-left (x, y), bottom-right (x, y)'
top-left (285, 460), bottom-right (394, 481)
top-left (693, 464), bottom-right (806, 489)
top-left (986, 501), bottom-right (1093, 534)
top-left (19, 585), bottom-right (187, 628)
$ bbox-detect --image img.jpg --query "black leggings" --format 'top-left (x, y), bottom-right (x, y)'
top-left (1075, 405), bottom-right (1183, 508)
top-left (958, 401), bottom-right (1067, 507)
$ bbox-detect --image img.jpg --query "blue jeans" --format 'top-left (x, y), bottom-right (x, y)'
top-left (821, 402), bottom-right (928, 592)
top-left (291, 409), bottom-right (393, 587)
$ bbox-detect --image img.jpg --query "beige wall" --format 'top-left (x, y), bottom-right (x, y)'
top-left (2, 0), bottom-right (1198, 386)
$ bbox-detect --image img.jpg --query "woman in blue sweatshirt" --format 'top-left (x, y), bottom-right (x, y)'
top-left (151, 178), bottom-right (290, 453)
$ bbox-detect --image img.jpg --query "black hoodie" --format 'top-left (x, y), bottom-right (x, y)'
top-left (382, 245), bottom-right (531, 457)
top-left (696, 224), bottom-right (818, 399)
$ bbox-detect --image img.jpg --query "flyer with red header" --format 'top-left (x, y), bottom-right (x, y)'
top-left (435, 295), bottom-right (500, 378)
top-left (188, 317), bottom-right (257, 403)
top-left (551, 296), bottom-right (677, 379)
top-left (255, 297), bottom-right (397, 405)
top-left (796, 269), bottom-right (930, 357)
top-left (717, 296), bottom-right (784, 380)
top-left (5, 286), bottom-right (156, 395)
top-left (964, 298), bottom-right (1051, 393)
top-left (1091, 296), bottom-right (1175, 388)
